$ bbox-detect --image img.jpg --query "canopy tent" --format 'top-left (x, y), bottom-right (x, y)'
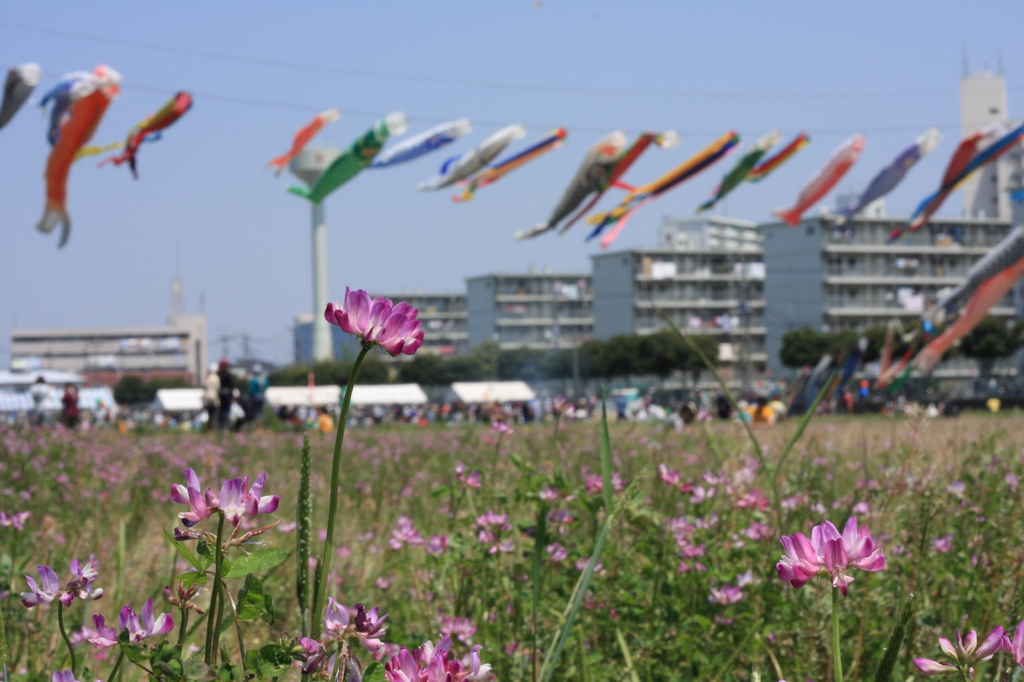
top-left (265, 385), bottom-right (341, 408)
top-left (0, 370), bottom-right (86, 388)
top-left (0, 392), bottom-right (33, 411)
top-left (349, 383), bottom-right (427, 406)
top-left (153, 388), bottom-right (204, 413)
top-left (446, 381), bottom-right (536, 403)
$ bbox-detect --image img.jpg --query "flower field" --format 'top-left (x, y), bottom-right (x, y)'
top-left (2, 411), bottom-right (1023, 682)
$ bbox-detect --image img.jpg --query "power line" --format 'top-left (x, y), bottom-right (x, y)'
top-left (4, 19), bottom-right (1021, 102)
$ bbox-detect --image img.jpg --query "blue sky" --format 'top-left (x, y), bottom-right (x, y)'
top-left (1, 1), bottom-right (1022, 364)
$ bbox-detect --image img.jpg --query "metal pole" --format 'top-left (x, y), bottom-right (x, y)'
top-left (310, 202), bottom-right (333, 362)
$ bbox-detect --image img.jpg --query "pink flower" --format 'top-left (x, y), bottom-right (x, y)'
top-left (490, 421), bottom-right (514, 435)
top-left (538, 487), bottom-right (558, 501)
top-left (119, 598), bottom-right (174, 642)
top-left (932, 534), bottom-right (954, 553)
top-left (658, 464), bottom-right (680, 486)
top-left (708, 584), bottom-right (744, 605)
top-left (173, 469), bottom-right (279, 528)
top-left (736, 489), bottom-right (769, 511)
top-left (1006, 620), bottom-right (1024, 666)
top-left (546, 543), bottom-right (568, 562)
top-left (426, 535), bottom-right (449, 556)
top-left (325, 289), bottom-right (424, 356)
top-left (455, 462), bottom-right (481, 489)
top-left (21, 565), bottom-right (59, 607)
top-left (914, 626), bottom-right (1004, 677)
top-left (776, 531), bottom-right (820, 589)
top-left (439, 616), bottom-right (477, 644)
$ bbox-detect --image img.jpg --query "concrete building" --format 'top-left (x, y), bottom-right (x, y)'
top-left (592, 216), bottom-right (767, 373)
top-left (466, 271), bottom-right (593, 350)
top-left (762, 215), bottom-right (1018, 375)
top-left (293, 292), bottom-right (468, 363)
top-left (10, 314), bottom-right (207, 386)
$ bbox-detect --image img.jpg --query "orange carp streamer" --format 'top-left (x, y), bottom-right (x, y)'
top-left (266, 108), bottom-right (340, 176)
top-left (38, 65), bottom-right (120, 248)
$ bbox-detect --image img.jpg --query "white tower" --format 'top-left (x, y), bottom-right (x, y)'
top-left (959, 71), bottom-right (1015, 220)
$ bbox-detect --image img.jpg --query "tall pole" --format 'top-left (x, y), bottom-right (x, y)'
top-left (311, 202), bottom-right (332, 362)
top-left (290, 147), bottom-right (341, 363)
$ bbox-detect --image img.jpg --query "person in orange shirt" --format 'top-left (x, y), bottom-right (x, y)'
top-left (746, 396), bottom-right (776, 426)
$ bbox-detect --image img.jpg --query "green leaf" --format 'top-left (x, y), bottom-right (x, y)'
top-left (152, 660), bottom-right (184, 682)
top-left (182, 659), bottom-right (218, 682)
top-left (362, 661), bottom-right (386, 682)
top-left (429, 484), bottom-right (451, 499)
top-left (176, 572), bottom-right (208, 589)
top-left (254, 644), bottom-right (293, 678)
top-left (120, 639), bottom-right (157, 663)
top-left (196, 540), bottom-right (215, 570)
top-left (598, 389), bottom-right (613, 513)
top-left (225, 548), bottom-right (288, 578)
top-left (236, 574), bottom-right (276, 624)
top-left (163, 529), bottom-right (202, 571)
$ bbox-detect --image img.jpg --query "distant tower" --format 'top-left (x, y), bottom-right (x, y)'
top-left (171, 278), bottom-right (184, 315)
top-left (959, 69), bottom-right (1016, 220)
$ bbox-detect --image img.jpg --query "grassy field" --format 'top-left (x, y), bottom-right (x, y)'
top-left (1, 411), bottom-right (1023, 681)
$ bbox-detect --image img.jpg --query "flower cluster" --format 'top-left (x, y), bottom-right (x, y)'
top-left (171, 468), bottom-right (280, 528)
top-left (390, 516), bottom-right (425, 550)
top-left (384, 636), bottom-right (491, 682)
top-left (439, 616), bottom-right (477, 644)
top-left (22, 560), bottom-right (103, 608)
top-left (325, 288), bottom-right (424, 356)
top-left (476, 510), bottom-right (513, 555)
top-left (89, 598), bottom-right (174, 648)
top-left (776, 517), bottom-right (884, 595)
top-left (300, 598), bottom-right (389, 673)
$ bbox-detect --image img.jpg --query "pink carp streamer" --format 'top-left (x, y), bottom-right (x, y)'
top-left (772, 134), bottom-right (864, 226)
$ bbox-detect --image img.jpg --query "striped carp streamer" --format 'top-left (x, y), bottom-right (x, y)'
top-left (453, 127), bottom-right (567, 202)
top-left (585, 130), bottom-right (738, 249)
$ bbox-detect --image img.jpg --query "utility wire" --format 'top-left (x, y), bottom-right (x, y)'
top-left (4, 19), bottom-right (1020, 102)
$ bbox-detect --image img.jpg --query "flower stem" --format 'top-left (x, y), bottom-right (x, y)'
top-left (176, 607), bottom-right (189, 648)
top-left (204, 511), bottom-right (226, 665)
top-left (107, 650), bottom-right (125, 682)
top-left (832, 586), bottom-right (844, 682)
top-left (310, 344), bottom-right (370, 641)
top-left (57, 600), bottom-right (77, 676)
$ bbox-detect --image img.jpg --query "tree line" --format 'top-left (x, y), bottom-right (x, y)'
top-left (267, 331), bottom-right (720, 387)
top-left (779, 316), bottom-right (1024, 375)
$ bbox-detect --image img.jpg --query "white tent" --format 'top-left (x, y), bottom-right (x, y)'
top-left (265, 385), bottom-right (341, 408)
top-left (0, 370), bottom-right (86, 388)
top-left (446, 381), bottom-right (536, 403)
top-left (350, 383), bottom-right (427, 406)
top-left (153, 388), bottom-right (204, 412)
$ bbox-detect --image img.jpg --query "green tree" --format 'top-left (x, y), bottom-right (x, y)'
top-left (961, 316), bottom-right (1017, 377)
top-left (113, 375), bottom-right (149, 404)
top-left (779, 328), bottom-right (830, 368)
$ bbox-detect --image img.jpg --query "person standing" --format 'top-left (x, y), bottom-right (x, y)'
top-left (217, 359), bottom-right (234, 428)
top-left (202, 363), bottom-right (220, 430)
top-left (61, 383), bottom-right (80, 429)
top-left (29, 376), bottom-right (49, 425)
top-left (248, 365), bottom-right (268, 422)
